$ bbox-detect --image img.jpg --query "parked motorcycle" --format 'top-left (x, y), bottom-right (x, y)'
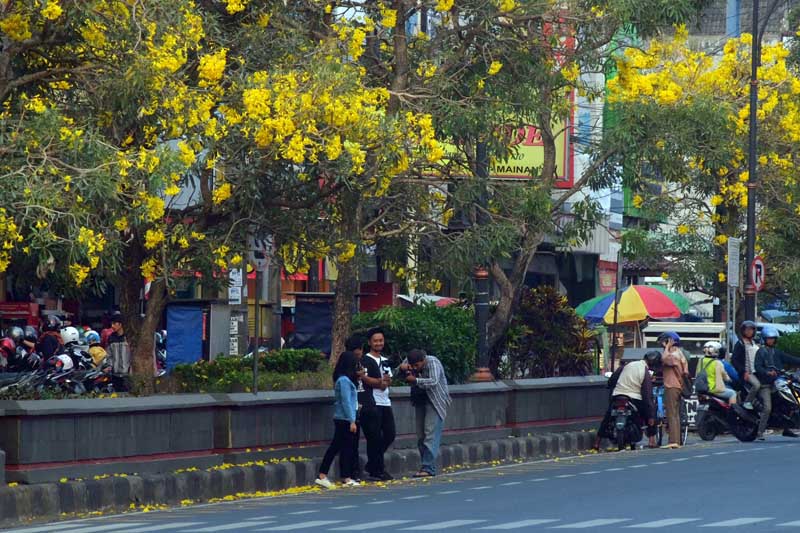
top-left (729, 369), bottom-right (800, 442)
top-left (610, 395), bottom-right (645, 451)
top-left (696, 393), bottom-right (733, 440)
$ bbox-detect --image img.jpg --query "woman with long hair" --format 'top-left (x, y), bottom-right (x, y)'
top-left (315, 351), bottom-right (361, 488)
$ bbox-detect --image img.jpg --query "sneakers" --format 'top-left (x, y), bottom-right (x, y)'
top-left (660, 443), bottom-right (680, 449)
top-left (742, 402), bottom-right (754, 410)
top-left (343, 479), bottom-right (361, 487)
top-left (783, 429), bottom-right (799, 438)
top-left (314, 477), bottom-right (335, 489)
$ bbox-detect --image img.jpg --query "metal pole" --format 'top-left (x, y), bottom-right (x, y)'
top-left (609, 248), bottom-right (623, 371)
top-left (253, 269), bottom-right (261, 394)
top-left (471, 267), bottom-right (492, 382)
top-left (471, 140), bottom-right (492, 382)
top-left (743, 0), bottom-right (759, 322)
top-left (271, 265), bottom-right (283, 351)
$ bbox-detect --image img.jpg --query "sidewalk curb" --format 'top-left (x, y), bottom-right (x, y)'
top-left (0, 430), bottom-right (595, 527)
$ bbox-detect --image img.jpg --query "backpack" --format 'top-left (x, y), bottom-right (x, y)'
top-left (694, 357), bottom-right (715, 394)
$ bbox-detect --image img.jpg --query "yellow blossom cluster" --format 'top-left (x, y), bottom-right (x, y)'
top-left (0, 209), bottom-right (22, 273)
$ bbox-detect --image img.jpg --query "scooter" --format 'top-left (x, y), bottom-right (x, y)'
top-left (610, 395), bottom-right (645, 451)
top-left (696, 393), bottom-right (733, 440)
top-left (729, 369), bottom-right (800, 442)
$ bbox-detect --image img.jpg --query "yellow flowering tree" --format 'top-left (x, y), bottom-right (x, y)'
top-left (599, 27), bottom-right (800, 309)
top-left (0, 1), bottom-right (253, 378)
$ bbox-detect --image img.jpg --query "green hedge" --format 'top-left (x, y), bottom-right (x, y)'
top-left (172, 349), bottom-right (328, 393)
top-left (352, 304), bottom-right (476, 384)
top-left (777, 332), bottom-right (800, 356)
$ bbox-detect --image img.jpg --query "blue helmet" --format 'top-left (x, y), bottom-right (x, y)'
top-left (762, 326), bottom-right (780, 340)
top-left (657, 331), bottom-right (681, 346)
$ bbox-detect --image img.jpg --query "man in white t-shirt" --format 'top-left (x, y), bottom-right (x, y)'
top-left (359, 328), bottom-right (395, 481)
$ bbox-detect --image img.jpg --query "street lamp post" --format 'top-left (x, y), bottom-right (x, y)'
top-left (471, 140), bottom-right (493, 382)
top-left (743, 0), bottom-right (759, 322)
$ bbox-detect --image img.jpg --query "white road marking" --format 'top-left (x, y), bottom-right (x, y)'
top-left (652, 461), bottom-right (669, 465)
top-left (628, 465), bottom-right (647, 469)
top-left (625, 518), bottom-right (701, 528)
top-left (777, 520), bottom-right (800, 526)
top-left (694, 454), bottom-right (710, 458)
top-left (52, 524), bottom-right (147, 533)
top-left (437, 490), bottom-right (461, 494)
top-left (258, 521), bottom-right (346, 531)
top-left (187, 522), bottom-right (275, 532)
top-left (500, 481), bottom-right (523, 486)
top-left (331, 505), bottom-right (357, 510)
top-left (580, 471), bottom-right (600, 475)
top-left (112, 524), bottom-right (204, 533)
top-left (530, 478), bottom-right (548, 481)
top-left (604, 468), bottom-right (623, 472)
top-left (713, 452), bottom-right (729, 455)
top-left (672, 458), bottom-right (689, 462)
top-left (478, 519), bottom-right (560, 529)
top-left (471, 486), bottom-right (492, 490)
top-left (289, 510), bottom-right (317, 515)
top-left (553, 519), bottom-right (631, 529)
top-left (401, 520), bottom-right (487, 530)
top-left (329, 520), bottom-right (415, 531)
top-left (246, 516), bottom-right (276, 520)
top-left (0, 523), bottom-right (91, 533)
top-left (555, 474), bottom-right (576, 478)
top-left (366, 500), bottom-right (393, 505)
top-left (401, 495), bottom-right (427, 500)
top-left (700, 518), bottom-right (773, 527)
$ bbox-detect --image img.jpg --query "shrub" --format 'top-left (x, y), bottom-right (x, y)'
top-left (352, 303), bottom-right (476, 384)
top-left (777, 332), bottom-right (800, 356)
top-left (171, 349), bottom-right (327, 393)
top-left (498, 286), bottom-right (595, 379)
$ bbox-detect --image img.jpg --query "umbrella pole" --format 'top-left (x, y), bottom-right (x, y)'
top-left (609, 251), bottom-right (623, 371)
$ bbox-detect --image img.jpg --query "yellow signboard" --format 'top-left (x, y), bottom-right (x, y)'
top-left (490, 121), bottom-right (572, 188)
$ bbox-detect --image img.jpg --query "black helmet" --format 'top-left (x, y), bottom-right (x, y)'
top-left (44, 315), bottom-right (62, 332)
top-left (739, 320), bottom-right (756, 337)
top-left (644, 350), bottom-right (662, 369)
top-left (657, 332), bottom-right (681, 346)
top-left (7, 326), bottom-right (23, 346)
top-left (23, 326), bottom-right (38, 343)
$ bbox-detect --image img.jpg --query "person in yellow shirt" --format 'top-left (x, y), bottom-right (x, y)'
top-left (85, 330), bottom-right (107, 367)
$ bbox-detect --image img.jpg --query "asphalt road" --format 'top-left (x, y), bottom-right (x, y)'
top-left (5, 435), bottom-right (800, 532)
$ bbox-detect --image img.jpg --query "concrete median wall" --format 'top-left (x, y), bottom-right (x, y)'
top-left (0, 376), bottom-right (607, 484)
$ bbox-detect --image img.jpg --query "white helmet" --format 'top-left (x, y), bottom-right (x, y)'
top-left (60, 326), bottom-right (80, 345)
top-left (703, 341), bottom-right (722, 357)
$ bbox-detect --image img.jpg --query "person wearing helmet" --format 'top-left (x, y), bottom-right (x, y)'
top-left (698, 342), bottom-right (737, 405)
top-left (732, 320), bottom-right (760, 410)
top-left (594, 351), bottom-right (661, 450)
top-left (0, 337), bottom-right (15, 367)
top-left (752, 326), bottom-right (800, 440)
top-left (6, 326), bottom-right (24, 347)
top-left (60, 326), bottom-right (81, 346)
top-left (660, 331), bottom-right (688, 448)
top-left (704, 340), bottom-right (740, 388)
top-left (38, 315), bottom-right (64, 358)
top-left (85, 330), bottom-right (107, 367)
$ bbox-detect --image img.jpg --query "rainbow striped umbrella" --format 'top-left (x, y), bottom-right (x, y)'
top-left (575, 285), bottom-right (692, 324)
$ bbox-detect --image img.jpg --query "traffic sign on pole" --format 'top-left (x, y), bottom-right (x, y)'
top-left (750, 256), bottom-right (766, 292)
top-left (727, 238), bottom-right (741, 288)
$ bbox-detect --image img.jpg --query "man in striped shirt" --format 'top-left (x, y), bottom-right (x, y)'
top-left (402, 349), bottom-right (451, 477)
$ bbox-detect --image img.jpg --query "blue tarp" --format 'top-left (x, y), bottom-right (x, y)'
top-left (166, 305), bottom-right (203, 370)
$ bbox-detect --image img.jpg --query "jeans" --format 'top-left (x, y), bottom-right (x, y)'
top-left (664, 387), bottom-right (682, 445)
top-left (361, 405), bottom-right (396, 477)
top-left (745, 373), bottom-right (762, 405)
top-left (416, 403), bottom-right (445, 475)
top-left (343, 421), bottom-right (360, 480)
top-left (320, 419), bottom-right (357, 479)
top-left (713, 388), bottom-right (737, 403)
top-left (757, 385), bottom-right (773, 436)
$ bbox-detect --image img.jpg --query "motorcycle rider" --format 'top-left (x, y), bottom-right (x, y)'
top-left (753, 326), bottom-right (800, 440)
top-left (732, 320), bottom-right (760, 410)
top-left (699, 341), bottom-right (737, 404)
top-left (594, 351), bottom-right (660, 450)
top-left (38, 315), bottom-right (64, 359)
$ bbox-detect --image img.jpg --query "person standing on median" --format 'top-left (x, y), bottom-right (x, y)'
top-left (316, 351), bottom-right (361, 489)
top-left (344, 334), bottom-right (367, 482)
top-left (359, 328), bottom-right (396, 481)
top-left (400, 349), bottom-right (451, 477)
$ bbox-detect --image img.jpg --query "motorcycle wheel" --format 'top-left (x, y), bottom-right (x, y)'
top-left (729, 413), bottom-right (758, 442)
top-left (696, 413), bottom-right (718, 441)
top-left (615, 427), bottom-right (626, 451)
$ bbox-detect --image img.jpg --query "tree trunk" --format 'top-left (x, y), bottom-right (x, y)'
top-left (116, 238), bottom-right (168, 390)
top-left (329, 189), bottom-right (363, 366)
